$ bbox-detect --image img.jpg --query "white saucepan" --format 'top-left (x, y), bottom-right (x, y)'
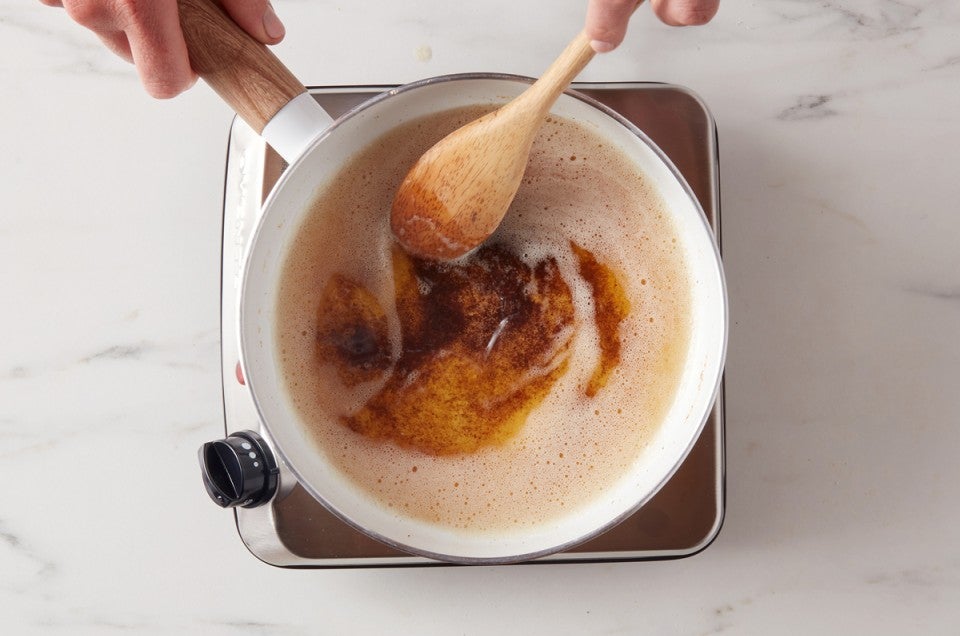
top-left (181, 0), bottom-right (727, 563)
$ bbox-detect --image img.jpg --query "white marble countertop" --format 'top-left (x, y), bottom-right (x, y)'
top-left (2, 1), bottom-right (959, 633)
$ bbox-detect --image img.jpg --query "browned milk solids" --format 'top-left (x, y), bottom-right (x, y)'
top-left (277, 106), bottom-right (691, 532)
top-left (314, 242), bottom-right (628, 455)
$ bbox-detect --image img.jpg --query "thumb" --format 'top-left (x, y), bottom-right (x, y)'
top-left (584, 0), bottom-right (638, 53)
top-left (220, 0), bottom-right (285, 44)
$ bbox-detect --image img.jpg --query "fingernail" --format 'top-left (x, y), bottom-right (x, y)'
top-left (590, 40), bottom-right (616, 53)
top-left (263, 4), bottom-right (285, 41)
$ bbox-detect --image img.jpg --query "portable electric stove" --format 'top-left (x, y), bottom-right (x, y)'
top-left (202, 82), bottom-right (724, 567)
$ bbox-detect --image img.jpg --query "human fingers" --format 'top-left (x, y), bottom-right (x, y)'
top-left (96, 29), bottom-right (133, 63)
top-left (649, 0), bottom-right (719, 26)
top-left (42, 1), bottom-right (285, 99)
top-left (585, 0), bottom-right (639, 53)
top-left (220, 0), bottom-right (285, 44)
top-left (121, 0), bottom-right (197, 98)
top-left (48, 1), bottom-right (194, 98)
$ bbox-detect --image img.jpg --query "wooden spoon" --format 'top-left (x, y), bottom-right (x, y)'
top-left (390, 31), bottom-right (599, 261)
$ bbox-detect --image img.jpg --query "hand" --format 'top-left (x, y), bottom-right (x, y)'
top-left (586, 0), bottom-right (720, 52)
top-left (38, 0), bottom-right (285, 98)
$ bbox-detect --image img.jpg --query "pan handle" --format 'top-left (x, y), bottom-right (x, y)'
top-left (178, 0), bottom-right (332, 162)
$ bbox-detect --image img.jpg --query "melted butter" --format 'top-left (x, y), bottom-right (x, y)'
top-left (570, 242), bottom-right (632, 397)
top-left (276, 105), bottom-right (693, 532)
top-left (315, 275), bottom-right (392, 387)
top-left (314, 241), bottom-right (629, 455)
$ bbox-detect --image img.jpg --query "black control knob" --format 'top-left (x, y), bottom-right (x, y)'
top-left (199, 430), bottom-right (279, 508)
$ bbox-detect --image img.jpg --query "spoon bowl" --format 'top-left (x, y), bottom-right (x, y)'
top-left (391, 31), bottom-right (597, 260)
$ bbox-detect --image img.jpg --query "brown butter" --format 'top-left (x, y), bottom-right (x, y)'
top-left (315, 240), bottom-right (629, 455)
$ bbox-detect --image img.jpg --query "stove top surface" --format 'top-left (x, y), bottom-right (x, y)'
top-left (218, 82), bottom-right (724, 567)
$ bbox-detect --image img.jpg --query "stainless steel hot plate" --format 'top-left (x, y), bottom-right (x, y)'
top-left (217, 82), bottom-right (725, 566)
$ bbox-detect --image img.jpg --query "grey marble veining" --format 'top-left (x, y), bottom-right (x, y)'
top-left (0, 4), bottom-right (131, 77)
top-left (776, 94), bottom-right (840, 120)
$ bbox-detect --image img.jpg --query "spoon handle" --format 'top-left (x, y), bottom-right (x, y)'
top-left (520, 31), bottom-right (596, 119)
top-left (521, 0), bottom-right (645, 119)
